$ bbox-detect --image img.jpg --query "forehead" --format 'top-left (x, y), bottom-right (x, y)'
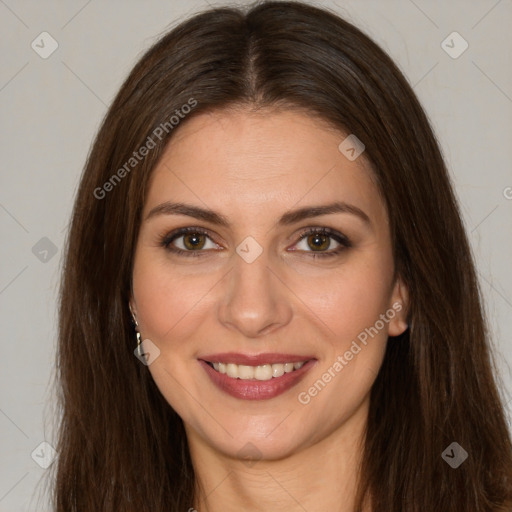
top-left (143, 108), bottom-right (384, 225)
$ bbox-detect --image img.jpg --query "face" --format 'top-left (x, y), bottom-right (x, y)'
top-left (130, 108), bottom-right (408, 461)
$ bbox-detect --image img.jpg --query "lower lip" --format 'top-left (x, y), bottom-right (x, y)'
top-left (198, 359), bottom-right (317, 400)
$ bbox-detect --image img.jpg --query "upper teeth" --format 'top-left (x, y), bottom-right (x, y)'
top-left (212, 361), bottom-right (306, 381)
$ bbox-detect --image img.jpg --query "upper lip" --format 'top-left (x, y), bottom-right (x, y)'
top-left (199, 352), bottom-right (316, 366)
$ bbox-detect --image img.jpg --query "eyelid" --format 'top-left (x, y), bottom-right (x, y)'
top-left (294, 226), bottom-right (351, 247)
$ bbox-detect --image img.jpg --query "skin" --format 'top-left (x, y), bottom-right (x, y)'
top-left (130, 108), bottom-right (409, 512)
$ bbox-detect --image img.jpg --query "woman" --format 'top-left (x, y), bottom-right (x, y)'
top-left (52, 1), bottom-right (512, 510)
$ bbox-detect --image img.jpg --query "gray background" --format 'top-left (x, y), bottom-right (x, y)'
top-left (1, 0), bottom-right (511, 510)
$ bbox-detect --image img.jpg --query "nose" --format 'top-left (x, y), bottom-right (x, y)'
top-left (217, 248), bottom-right (293, 339)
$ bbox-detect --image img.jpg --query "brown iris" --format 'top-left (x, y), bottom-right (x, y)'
top-left (307, 233), bottom-right (330, 251)
top-left (180, 231), bottom-right (332, 252)
top-left (183, 233), bottom-right (206, 250)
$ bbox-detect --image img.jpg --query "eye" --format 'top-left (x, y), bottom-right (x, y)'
top-left (160, 227), bottom-right (220, 257)
top-left (291, 227), bottom-right (351, 258)
top-left (159, 226), bottom-right (351, 259)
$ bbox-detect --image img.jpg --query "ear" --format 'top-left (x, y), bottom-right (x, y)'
top-left (387, 276), bottom-right (409, 337)
top-left (128, 298), bottom-right (138, 325)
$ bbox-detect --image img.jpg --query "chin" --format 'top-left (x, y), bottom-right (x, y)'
top-left (186, 409), bottom-right (317, 463)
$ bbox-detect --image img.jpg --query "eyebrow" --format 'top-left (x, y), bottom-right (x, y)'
top-left (145, 200), bottom-right (371, 227)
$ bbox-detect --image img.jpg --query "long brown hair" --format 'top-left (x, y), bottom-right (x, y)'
top-left (51, 1), bottom-right (512, 510)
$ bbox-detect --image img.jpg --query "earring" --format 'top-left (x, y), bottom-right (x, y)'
top-left (136, 330), bottom-right (143, 358)
top-left (129, 305), bottom-right (143, 357)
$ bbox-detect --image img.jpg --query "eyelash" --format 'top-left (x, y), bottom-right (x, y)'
top-left (159, 226), bottom-right (352, 259)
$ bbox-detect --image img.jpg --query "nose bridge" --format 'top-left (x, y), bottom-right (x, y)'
top-left (217, 241), bottom-right (292, 338)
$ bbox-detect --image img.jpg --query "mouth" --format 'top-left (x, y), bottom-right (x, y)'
top-left (198, 354), bottom-right (317, 400)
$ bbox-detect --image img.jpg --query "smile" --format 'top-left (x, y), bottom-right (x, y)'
top-left (207, 361), bottom-right (307, 381)
top-left (198, 356), bottom-right (317, 400)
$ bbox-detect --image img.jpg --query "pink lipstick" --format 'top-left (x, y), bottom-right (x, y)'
top-left (198, 353), bottom-right (317, 400)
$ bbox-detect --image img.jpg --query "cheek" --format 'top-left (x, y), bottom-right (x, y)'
top-left (131, 255), bottom-right (208, 343)
top-left (294, 255), bottom-right (394, 347)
